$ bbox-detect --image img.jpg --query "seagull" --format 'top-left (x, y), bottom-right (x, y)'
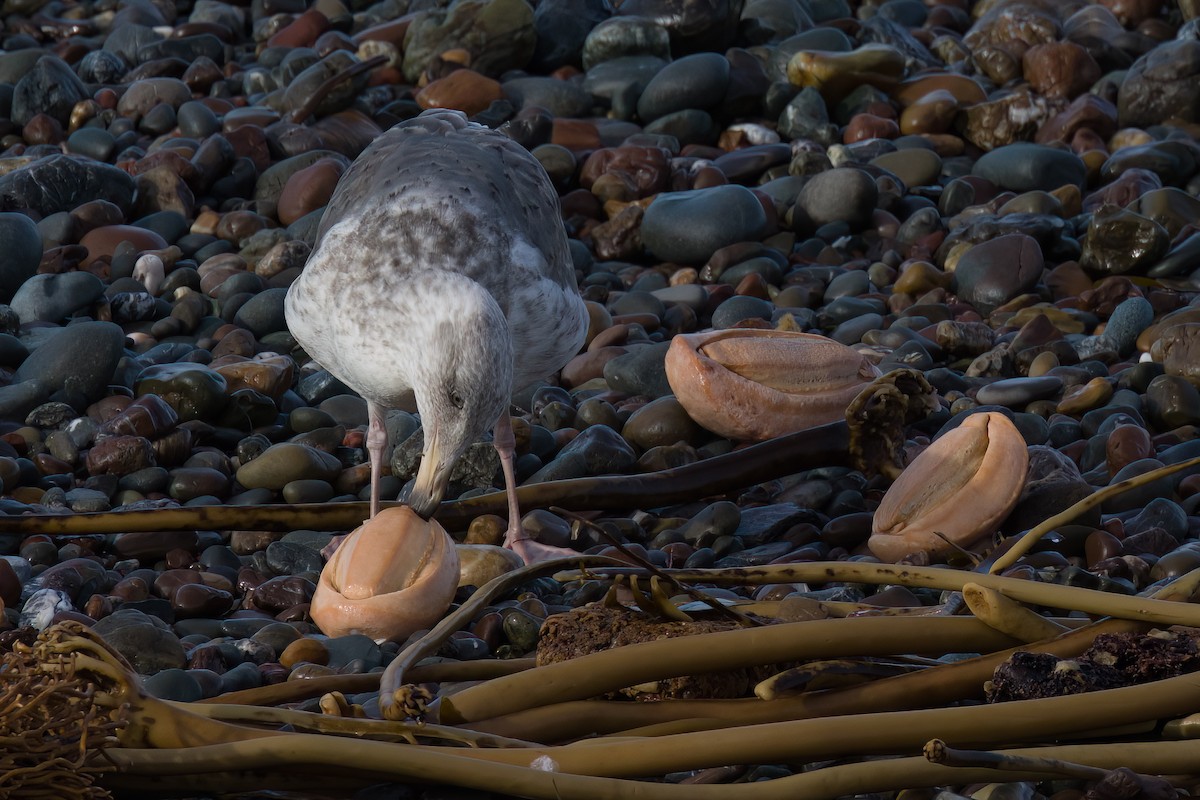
top-left (284, 109), bottom-right (589, 564)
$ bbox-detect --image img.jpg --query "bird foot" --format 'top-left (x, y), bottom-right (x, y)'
top-left (505, 533), bottom-right (579, 565)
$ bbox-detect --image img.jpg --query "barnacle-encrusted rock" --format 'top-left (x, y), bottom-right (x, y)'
top-left (869, 411), bottom-right (1029, 562)
top-left (664, 330), bottom-right (881, 441)
top-left (311, 506), bottom-right (459, 643)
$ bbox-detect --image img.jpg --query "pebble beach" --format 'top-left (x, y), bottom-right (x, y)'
top-left (2, 0), bottom-right (1200, 796)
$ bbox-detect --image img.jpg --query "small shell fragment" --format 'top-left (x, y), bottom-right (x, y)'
top-left (869, 412), bottom-right (1029, 562)
top-left (664, 329), bottom-right (881, 441)
top-left (311, 506), bottom-right (459, 643)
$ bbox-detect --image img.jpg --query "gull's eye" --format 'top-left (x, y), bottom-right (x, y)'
top-left (449, 391), bottom-right (465, 409)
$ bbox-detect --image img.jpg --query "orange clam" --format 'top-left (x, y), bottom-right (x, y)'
top-left (664, 330), bottom-right (882, 441)
top-left (310, 506), bottom-right (459, 643)
top-left (869, 411), bottom-right (1029, 562)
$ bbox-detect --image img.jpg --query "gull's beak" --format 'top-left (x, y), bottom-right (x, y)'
top-left (407, 425), bottom-right (453, 519)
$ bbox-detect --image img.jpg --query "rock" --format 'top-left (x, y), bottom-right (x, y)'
top-left (14, 321), bottom-right (126, 405)
top-left (795, 167), bottom-right (878, 230)
top-left (952, 234), bottom-right (1045, 315)
top-left (0, 212), bottom-right (43, 304)
top-left (636, 52), bottom-right (730, 122)
top-left (402, 0), bottom-right (537, 83)
top-left (971, 143), bottom-right (1087, 192)
top-left (10, 272), bottom-right (105, 324)
top-left (525, 423), bottom-right (637, 482)
top-left (641, 185), bottom-right (768, 263)
top-left (92, 609), bottom-right (187, 674)
top-left (236, 442), bottom-right (343, 490)
top-left (11, 55), bottom-right (88, 127)
top-left (603, 341), bottom-right (673, 397)
top-left (1080, 206), bottom-right (1170, 276)
top-left (1118, 40), bottom-right (1200, 128)
top-left (0, 155), bottom-right (136, 217)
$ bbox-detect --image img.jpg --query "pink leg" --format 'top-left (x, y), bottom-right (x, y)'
top-left (494, 412), bottom-right (577, 564)
top-left (366, 401), bottom-right (389, 519)
top-left (324, 402), bottom-right (388, 562)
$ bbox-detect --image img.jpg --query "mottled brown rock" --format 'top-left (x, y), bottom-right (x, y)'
top-left (416, 69), bottom-right (503, 117)
top-left (959, 89), bottom-right (1057, 151)
top-left (1158, 323), bottom-right (1200, 384)
top-left (211, 354), bottom-right (295, 400)
top-left (85, 435), bottom-right (156, 476)
top-left (274, 158), bottom-right (345, 225)
top-left (580, 145), bottom-right (671, 197)
top-left (79, 225), bottom-right (169, 268)
top-left (1022, 41), bottom-right (1100, 100)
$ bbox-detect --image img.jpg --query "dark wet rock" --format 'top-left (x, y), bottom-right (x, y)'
top-left (402, 0), bottom-right (537, 83)
top-left (1080, 206), bottom-right (1170, 276)
top-left (637, 52), bottom-right (730, 122)
top-left (1118, 39), bottom-right (1200, 128)
top-left (530, 0), bottom-right (610, 71)
top-left (93, 608), bottom-right (187, 674)
top-left (14, 321), bottom-right (125, 406)
top-left (612, 0), bottom-right (742, 53)
top-left (526, 423), bottom-right (637, 482)
top-left (10, 272), bottom-right (106, 324)
top-left (11, 55), bottom-right (88, 127)
top-left (971, 143), bottom-right (1087, 193)
top-left (0, 155), bottom-right (136, 217)
top-left (603, 341), bottom-right (672, 397)
top-left (1008, 445), bottom-right (1102, 532)
top-left (795, 167), bottom-right (878, 231)
top-left (952, 234), bottom-right (1044, 315)
top-left (641, 185), bottom-right (768, 263)
top-left (0, 212), bottom-right (42, 304)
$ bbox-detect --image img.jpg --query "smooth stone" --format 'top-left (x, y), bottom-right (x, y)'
top-left (237, 442), bottom-right (342, 491)
top-left (583, 17), bottom-right (671, 70)
top-left (525, 424), bottom-right (637, 483)
top-left (11, 55), bottom-right (88, 126)
top-left (711, 295), bottom-right (773, 328)
top-left (144, 668), bottom-right (203, 702)
top-left (14, 321), bottom-right (125, 405)
top-left (0, 212), bottom-right (43, 303)
top-left (232, 287), bottom-right (289, 338)
top-left (323, 633), bottom-right (382, 671)
top-left (795, 167), bottom-right (878, 230)
top-left (952, 234), bottom-right (1044, 315)
top-left (1080, 206), bottom-right (1170, 275)
top-left (622, 396), bottom-right (703, 449)
top-left (602, 341), bottom-right (672, 398)
top-left (971, 143), bottom-right (1086, 193)
top-left (1124, 497), bottom-right (1189, 542)
top-left (1007, 445), bottom-right (1101, 532)
top-left (10, 272), bottom-right (105, 324)
top-left (92, 608), bottom-right (187, 674)
top-left (1117, 39), bottom-right (1200, 128)
top-left (1104, 458), bottom-right (1178, 513)
top-left (264, 540), bottom-right (323, 576)
top-left (870, 149), bottom-right (942, 188)
top-left (401, 0), bottom-right (536, 83)
top-left (1158, 323), bottom-right (1200, 385)
top-left (636, 52), bottom-right (730, 123)
top-left (135, 363), bottom-right (228, 422)
top-left (251, 575), bottom-right (314, 613)
top-left (1145, 375), bottom-right (1200, 429)
top-left (172, 583), bottom-right (234, 618)
top-left (641, 186), bottom-right (769, 264)
top-left (0, 154), bottom-right (136, 217)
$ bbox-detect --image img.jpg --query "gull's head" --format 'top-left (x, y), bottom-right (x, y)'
top-left (407, 281), bottom-right (512, 518)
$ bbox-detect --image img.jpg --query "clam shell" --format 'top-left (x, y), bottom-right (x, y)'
top-left (869, 411), bottom-right (1029, 562)
top-left (664, 330), bottom-right (881, 441)
top-left (310, 506), bottom-right (459, 643)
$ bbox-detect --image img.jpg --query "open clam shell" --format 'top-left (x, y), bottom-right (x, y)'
top-left (310, 506), bottom-right (459, 643)
top-left (869, 411), bottom-right (1029, 562)
top-left (664, 330), bottom-right (882, 441)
